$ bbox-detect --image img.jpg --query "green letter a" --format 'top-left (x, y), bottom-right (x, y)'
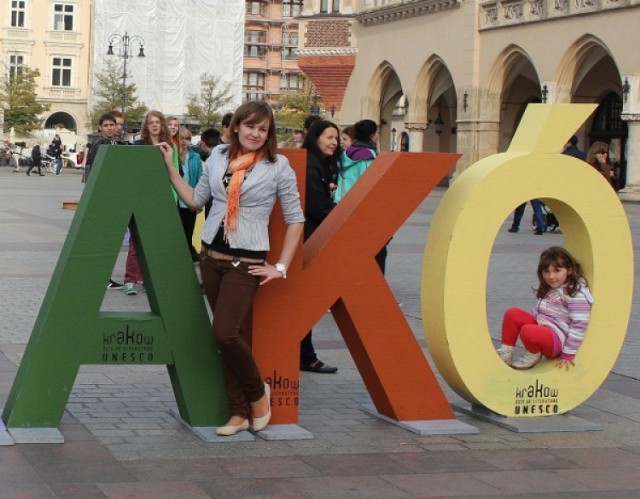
top-left (2, 146), bottom-right (228, 429)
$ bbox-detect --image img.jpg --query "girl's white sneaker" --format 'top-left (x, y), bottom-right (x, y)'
top-left (512, 351), bottom-right (542, 369)
top-left (496, 347), bottom-right (513, 365)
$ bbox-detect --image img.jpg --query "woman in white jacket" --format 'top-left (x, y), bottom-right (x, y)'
top-left (161, 101), bottom-right (305, 436)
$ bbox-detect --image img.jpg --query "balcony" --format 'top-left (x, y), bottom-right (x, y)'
top-left (43, 87), bottom-right (81, 100)
top-left (46, 30), bottom-right (80, 43)
top-left (3, 27), bottom-right (30, 39)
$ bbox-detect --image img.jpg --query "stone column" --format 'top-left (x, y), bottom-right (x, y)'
top-left (619, 114), bottom-right (640, 202)
top-left (451, 119), bottom-right (500, 181)
top-left (404, 123), bottom-right (427, 152)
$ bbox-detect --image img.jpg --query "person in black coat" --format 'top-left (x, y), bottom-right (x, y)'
top-left (300, 120), bottom-right (342, 373)
top-left (26, 143), bottom-right (44, 176)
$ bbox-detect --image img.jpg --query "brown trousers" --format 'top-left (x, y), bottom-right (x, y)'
top-left (200, 253), bottom-right (265, 419)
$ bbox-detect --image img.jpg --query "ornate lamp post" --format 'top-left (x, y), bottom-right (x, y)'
top-left (106, 32), bottom-right (146, 114)
top-left (310, 92), bottom-right (320, 116)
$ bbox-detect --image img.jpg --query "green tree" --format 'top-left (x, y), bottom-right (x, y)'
top-left (186, 73), bottom-right (234, 127)
top-left (91, 59), bottom-right (147, 129)
top-left (0, 65), bottom-right (50, 133)
top-left (274, 82), bottom-right (322, 142)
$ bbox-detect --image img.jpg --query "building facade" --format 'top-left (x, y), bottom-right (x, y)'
top-left (243, 0), bottom-right (305, 102)
top-left (299, 0), bottom-right (640, 197)
top-left (1, 0), bottom-right (92, 141)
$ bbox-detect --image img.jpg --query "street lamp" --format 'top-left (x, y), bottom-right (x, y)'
top-left (434, 112), bottom-right (444, 135)
top-left (310, 93), bottom-right (320, 116)
top-left (106, 32), bottom-right (146, 115)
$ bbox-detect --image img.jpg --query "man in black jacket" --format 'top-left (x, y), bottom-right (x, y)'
top-left (26, 143), bottom-right (44, 176)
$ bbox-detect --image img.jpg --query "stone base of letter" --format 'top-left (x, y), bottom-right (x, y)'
top-left (361, 404), bottom-right (479, 435)
top-left (454, 403), bottom-right (602, 433)
top-left (256, 424), bottom-right (314, 441)
top-left (8, 427), bottom-right (65, 444)
top-left (171, 409), bottom-right (255, 442)
top-left (0, 417), bottom-right (14, 446)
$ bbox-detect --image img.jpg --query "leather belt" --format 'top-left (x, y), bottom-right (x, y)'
top-left (202, 246), bottom-right (264, 264)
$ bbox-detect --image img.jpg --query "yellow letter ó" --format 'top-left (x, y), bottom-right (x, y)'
top-left (422, 104), bottom-right (634, 417)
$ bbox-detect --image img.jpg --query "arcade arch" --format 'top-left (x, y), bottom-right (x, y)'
top-left (556, 36), bottom-right (626, 188)
top-left (363, 62), bottom-right (403, 151)
top-left (410, 56), bottom-right (458, 157)
top-left (480, 46), bottom-right (541, 158)
top-left (44, 111), bottom-right (77, 133)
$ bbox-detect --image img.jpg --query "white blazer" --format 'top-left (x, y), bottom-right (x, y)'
top-left (194, 145), bottom-right (304, 251)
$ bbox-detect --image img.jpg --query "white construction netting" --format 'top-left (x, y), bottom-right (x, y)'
top-left (92, 0), bottom-right (244, 117)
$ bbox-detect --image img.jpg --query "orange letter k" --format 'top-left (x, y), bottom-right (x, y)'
top-left (253, 151), bottom-right (460, 424)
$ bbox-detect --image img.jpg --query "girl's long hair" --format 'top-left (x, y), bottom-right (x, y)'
top-left (586, 141), bottom-right (609, 167)
top-left (536, 246), bottom-right (587, 298)
top-left (178, 126), bottom-right (191, 164)
top-left (167, 116), bottom-right (180, 147)
top-left (140, 110), bottom-right (171, 145)
top-left (224, 101), bottom-right (277, 162)
top-left (302, 120), bottom-right (342, 174)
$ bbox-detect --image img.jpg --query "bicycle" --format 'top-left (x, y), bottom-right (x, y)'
top-left (41, 154), bottom-right (56, 174)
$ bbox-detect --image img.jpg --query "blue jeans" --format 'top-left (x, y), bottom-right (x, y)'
top-left (54, 158), bottom-right (63, 175)
top-left (511, 200), bottom-right (546, 232)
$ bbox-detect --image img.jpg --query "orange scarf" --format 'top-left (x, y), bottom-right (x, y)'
top-left (224, 150), bottom-right (264, 240)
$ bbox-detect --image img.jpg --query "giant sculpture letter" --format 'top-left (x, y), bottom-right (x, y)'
top-left (3, 147), bottom-right (228, 429)
top-left (422, 104), bottom-right (634, 417)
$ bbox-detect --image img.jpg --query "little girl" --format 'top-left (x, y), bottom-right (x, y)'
top-left (497, 246), bottom-right (593, 370)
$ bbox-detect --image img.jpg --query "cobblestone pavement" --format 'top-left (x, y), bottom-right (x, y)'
top-left (1, 165), bottom-right (640, 497)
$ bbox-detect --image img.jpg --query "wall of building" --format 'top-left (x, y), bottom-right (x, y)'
top-left (243, 0), bottom-right (304, 102)
top-left (0, 0), bottom-right (92, 144)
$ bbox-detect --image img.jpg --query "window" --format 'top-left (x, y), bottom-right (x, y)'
top-left (9, 54), bottom-right (24, 79)
top-left (244, 92), bottom-right (265, 102)
top-left (320, 0), bottom-right (340, 13)
top-left (243, 72), bottom-right (266, 91)
top-left (282, 0), bottom-right (302, 17)
top-left (245, 30), bottom-right (267, 44)
top-left (282, 32), bottom-right (298, 46)
top-left (51, 57), bottom-right (72, 86)
top-left (246, 1), bottom-right (266, 16)
top-left (244, 45), bottom-right (267, 59)
top-left (11, 1), bottom-right (26, 27)
top-left (281, 48), bottom-right (297, 61)
top-left (53, 3), bottom-right (74, 31)
top-left (280, 73), bottom-right (304, 91)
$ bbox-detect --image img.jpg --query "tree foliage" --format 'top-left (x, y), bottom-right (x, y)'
top-left (274, 81), bottom-right (323, 141)
top-left (186, 73), bottom-right (234, 127)
top-left (0, 65), bottom-right (50, 133)
top-left (90, 58), bottom-right (148, 129)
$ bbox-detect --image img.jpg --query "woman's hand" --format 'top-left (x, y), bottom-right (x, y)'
top-left (248, 263), bottom-right (284, 285)
top-left (595, 152), bottom-right (607, 165)
top-left (555, 358), bottom-right (574, 370)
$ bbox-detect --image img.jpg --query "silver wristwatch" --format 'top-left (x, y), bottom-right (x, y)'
top-left (275, 262), bottom-right (287, 279)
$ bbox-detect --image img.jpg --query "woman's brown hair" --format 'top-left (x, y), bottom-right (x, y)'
top-left (535, 246), bottom-right (587, 299)
top-left (224, 101), bottom-right (277, 163)
top-left (586, 141), bottom-right (608, 168)
top-left (178, 126), bottom-right (192, 164)
top-left (140, 110), bottom-right (171, 145)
